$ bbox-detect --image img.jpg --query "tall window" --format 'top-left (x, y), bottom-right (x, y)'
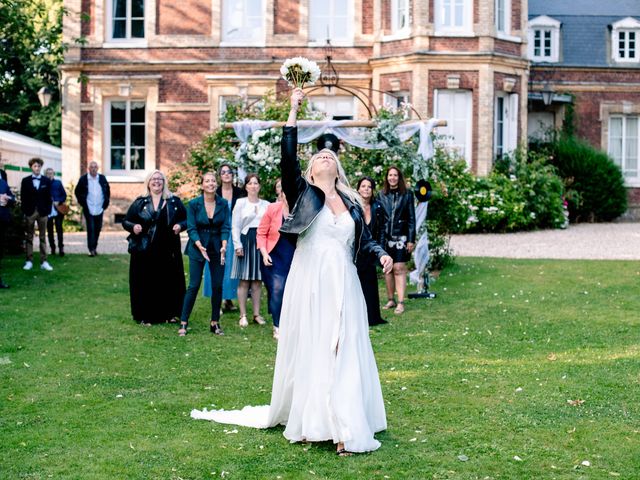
top-left (383, 91), bottom-right (410, 110)
top-left (611, 18), bottom-right (640, 63)
top-left (391, 0), bottom-right (410, 34)
top-left (495, 0), bottom-right (511, 35)
top-left (108, 101), bottom-right (146, 172)
top-left (434, 90), bottom-right (473, 167)
top-left (222, 0), bottom-right (264, 44)
top-left (435, 0), bottom-right (472, 35)
top-left (609, 115), bottom-right (639, 184)
top-left (110, 0), bottom-right (144, 40)
top-left (494, 94), bottom-right (518, 159)
top-left (309, 96), bottom-right (355, 120)
top-left (528, 16), bottom-right (560, 63)
top-left (309, 0), bottom-right (352, 44)
top-left (219, 96), bottom-right (262, 118)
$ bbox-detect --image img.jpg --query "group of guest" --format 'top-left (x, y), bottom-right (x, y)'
top-left (121, 160), bottom-right (416, 335)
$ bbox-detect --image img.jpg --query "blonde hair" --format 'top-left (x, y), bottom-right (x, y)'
top-left (303, 149), bottom-right (362, 207)
top-left (143, 170), bottom-right (172, 199)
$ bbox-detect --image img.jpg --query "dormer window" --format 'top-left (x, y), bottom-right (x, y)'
top-left (612, 17), bottom-right (640, 63)
top-left (528, 15), bottom-right (561, 63)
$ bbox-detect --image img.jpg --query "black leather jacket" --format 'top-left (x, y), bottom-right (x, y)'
top-left (122, 195), bottom-right (187, 250)
top-left (377, 189), bottom-right (416, 243)
top-left (279, 126), bottom-right (388, 265)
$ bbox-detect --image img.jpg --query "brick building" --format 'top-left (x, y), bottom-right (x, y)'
top-left (528, 0), bottom-right (640, 219)
top-left (60, 0), bottom-right (638, 222)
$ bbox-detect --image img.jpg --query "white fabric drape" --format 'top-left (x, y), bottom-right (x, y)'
top-left (230, 118), bottom-right (440, 160)
top-left (409, 202), bottom-right (429, 286)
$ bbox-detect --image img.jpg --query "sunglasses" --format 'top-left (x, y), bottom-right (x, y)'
top-left (220, 169), bottom-right (233, 175)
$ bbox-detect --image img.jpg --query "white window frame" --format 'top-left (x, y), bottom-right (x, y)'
top-left (383, 91), bottom-right (410, 111)
top-left (494, 93), bottom-right (518, 159)
top-left (221, 0), bottom-right (266, 46)
top-left (309, 96), bottom-right (356, 120)
top-left (219, 95), bottom-right (262, 118)
top-left (104, 99), bottom-right (148, 177)
top-left (391, 0), bottom-right (411, 36)
top-left (106, 0), bottom-right (146, 43)
top-left (608, 115), bottom-right (640, 186)
top-left (308, 0), bottom-right (354, 46)
top-left (434, 0), bottom-right (473, 36)
top-left (611, 18), bottom-right (640, 63)
top-left (528, 15), bottom-right (561, 63)
top-left (495, 0), bottom-right (511, 37)
top-left (434, 89), bottom-right (473, 168)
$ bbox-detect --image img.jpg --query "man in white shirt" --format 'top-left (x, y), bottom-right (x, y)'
top-left (74, 161), bottom-right (110, 256)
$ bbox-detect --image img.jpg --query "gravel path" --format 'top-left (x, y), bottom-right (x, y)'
top-left (62, 223), bottom-right (640, 260)
top-left (449, 222), bottom-right (640, 260)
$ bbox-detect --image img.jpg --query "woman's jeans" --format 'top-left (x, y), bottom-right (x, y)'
top-left (181, 253), bottom-right (225, 323)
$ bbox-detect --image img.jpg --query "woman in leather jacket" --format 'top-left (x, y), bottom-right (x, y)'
top-left (277, 88), bottom-right (393, 455)
top-left (377, 166), bottom-right (416, 314)
top-left (190, 88), bottom-right (394, 456)
top-left (123, 170), bottom-right (187, 325)
top-left (355, 176), bottom-right (388, 326)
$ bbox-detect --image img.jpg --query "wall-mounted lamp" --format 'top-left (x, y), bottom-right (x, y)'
top-left (541, 83), bottom-right (554, 106)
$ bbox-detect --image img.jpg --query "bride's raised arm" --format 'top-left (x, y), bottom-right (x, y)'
top-left (281, 88), bottom-right (306, 208)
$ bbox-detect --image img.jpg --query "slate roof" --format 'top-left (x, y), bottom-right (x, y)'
top-left (529, 0), bottom-right (640, 67)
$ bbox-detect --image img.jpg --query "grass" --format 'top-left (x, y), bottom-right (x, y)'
top-left (1, 254), bottom-right (639, 479)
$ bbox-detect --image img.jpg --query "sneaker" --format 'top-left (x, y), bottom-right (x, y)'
top-left (23, 261), bottom-right (33, 270)
top-left (41, 261), bottom-right (53, 271)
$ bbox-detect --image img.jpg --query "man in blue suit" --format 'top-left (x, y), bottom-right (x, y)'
top-left (20, 158), bottom-right (53, 271)
top-left (0, 176), bottom-right (16, 288)
top-left (45, 168), bottom-right (67, 256)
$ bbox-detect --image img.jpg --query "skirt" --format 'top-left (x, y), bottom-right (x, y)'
top-left (231, 227), bottom-right (262, 281)
top-left (386, 234), bottom-right (411, 263)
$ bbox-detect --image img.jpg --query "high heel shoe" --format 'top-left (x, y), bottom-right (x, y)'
top-left (210, 321), bottom-right (224, 335)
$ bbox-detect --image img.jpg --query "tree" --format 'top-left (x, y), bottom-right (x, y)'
top-left (0, 0), bottom-right (65, 146)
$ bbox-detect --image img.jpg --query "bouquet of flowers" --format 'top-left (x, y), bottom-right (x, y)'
top-left (280, 57), bottom-right (321, 88)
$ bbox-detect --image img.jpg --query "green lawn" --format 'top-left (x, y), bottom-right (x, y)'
top-left (1, 254), bottom-right (639, 479)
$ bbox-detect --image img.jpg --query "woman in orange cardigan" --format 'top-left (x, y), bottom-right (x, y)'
top-left (257, 179), bottom-right (295, 340)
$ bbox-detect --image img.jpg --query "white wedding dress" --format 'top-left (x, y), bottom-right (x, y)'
top-left (192, 206), bottom-right (387, 452)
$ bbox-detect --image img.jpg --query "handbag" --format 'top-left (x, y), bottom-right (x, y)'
top-left (55, 203), bottom-right (70, 215)
top-left (127, 233), bottom-right (151, 254)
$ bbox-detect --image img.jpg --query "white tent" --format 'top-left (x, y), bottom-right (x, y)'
top-left (0, 130), bottom-right (62, 188)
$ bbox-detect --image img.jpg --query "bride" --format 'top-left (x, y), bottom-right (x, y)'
top-left (192, 88), bottom-right (393, 455)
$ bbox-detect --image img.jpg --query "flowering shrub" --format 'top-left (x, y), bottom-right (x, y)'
top-left (239, 128), bottom-right (283, 194)
top-left (427, 146), bottom-right (566, 234)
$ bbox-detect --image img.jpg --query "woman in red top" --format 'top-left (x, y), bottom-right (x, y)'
top-left (257, 179), bottom-right (295, 340)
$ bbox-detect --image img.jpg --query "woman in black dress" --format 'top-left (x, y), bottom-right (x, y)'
top-left (356, 177), bottom-right (387, 326)
top-left (179, 172), bottom-right (230, 336)
top-left (377, 166), bottom-right (416, 315)
top-left (123, 170), bottom-right (187, 325)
